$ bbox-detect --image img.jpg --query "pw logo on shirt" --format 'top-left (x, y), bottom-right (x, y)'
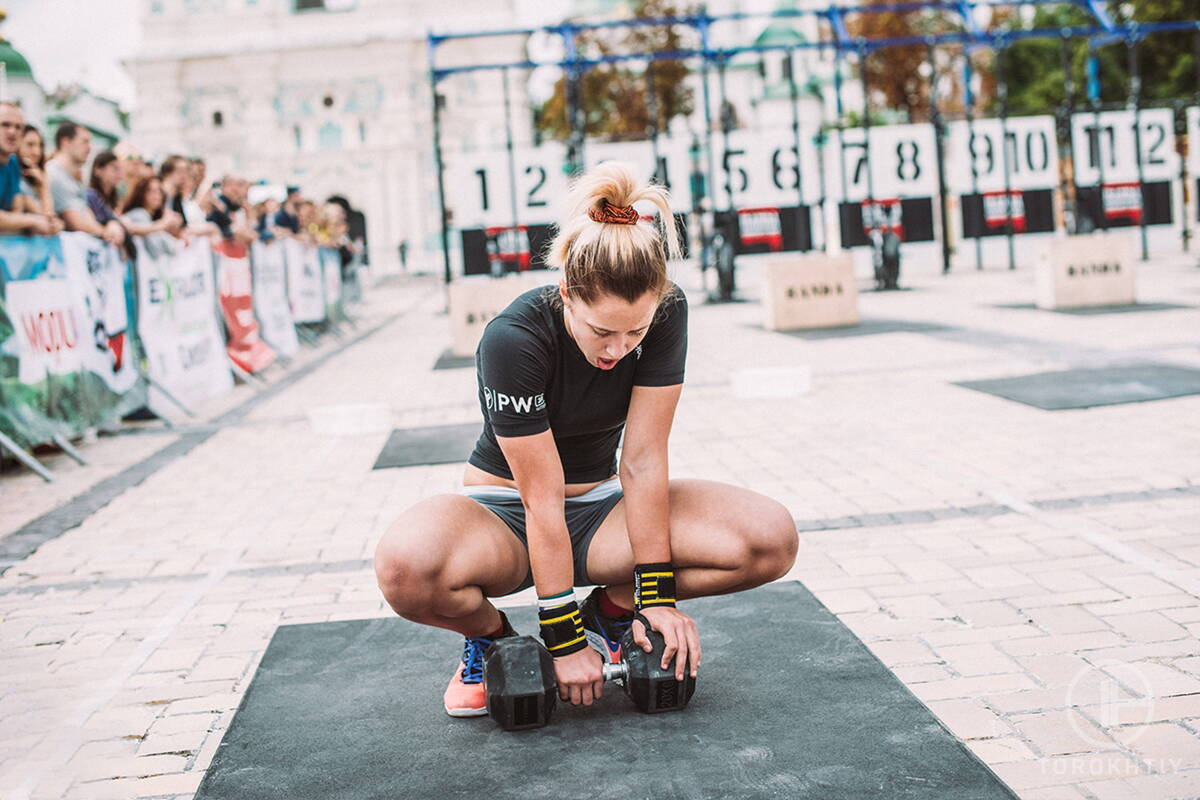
top-left (484, 387), bottom-right (546, 414)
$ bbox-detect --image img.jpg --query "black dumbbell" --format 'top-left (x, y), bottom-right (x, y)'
top-left (483, 627), bottom-right (696, 731)
top-left (610, 624), bottom-right (697, 714)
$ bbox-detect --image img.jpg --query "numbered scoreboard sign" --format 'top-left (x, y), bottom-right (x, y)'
top-left (447, 143), bottom-right (570, 231)
top-left (834, 124), bottom-right (936, 246)
top-left (1071, 108), bottom-right (1178, 228)
top-left (948, 116), bottom-right (1058, 238)
top-left (1188, 107), bottom-right (1200, 221)
top-left (584, 138), bottom-right (695, 213)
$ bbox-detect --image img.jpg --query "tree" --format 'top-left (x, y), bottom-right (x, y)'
top-left (536, 0), bottom-right (696, 142)
top-left (997, 0), bottom-right (1198, 116)
top-left (844, 0), bottom-right (959, 122)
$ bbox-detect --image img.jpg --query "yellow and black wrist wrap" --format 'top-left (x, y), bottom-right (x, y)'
top-left (537, 601), bottom-right (587, 657)
top-left (634, 562), bottom-right (677, 610)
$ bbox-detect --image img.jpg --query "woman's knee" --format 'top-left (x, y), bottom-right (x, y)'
top-left (373, 496), bottom-right (460, 618)
top-left (742, 496), bottom-right (799, 581)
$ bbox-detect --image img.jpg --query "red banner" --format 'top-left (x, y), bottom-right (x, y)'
top-left (1102, 182), bottom-right (1142, 223)
top-left (737, 207), bottom-right (783, 251)
top-left (862, 198), bottom-right (904, 239)
top-left (215, 241), bottom-right (276, 374)
top-left (983, 190), bottom-right (1027, 233)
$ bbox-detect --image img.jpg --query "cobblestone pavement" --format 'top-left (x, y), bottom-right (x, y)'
top-left (1, 251), bottom-right (1198, 799)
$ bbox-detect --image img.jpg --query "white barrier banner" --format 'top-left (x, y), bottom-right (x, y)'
top-left (5, 276), bottom-right (86, 384)
top-left (251, 241), bottom-right (299, 358)
top-left (319, 248), bottom-right (342, 320)
top-left (135, 238), bottom-right (233, 417)
top-left (284, 238), bottom-right (325, 323)
top-left (58, 232), bottom-right (139, 395)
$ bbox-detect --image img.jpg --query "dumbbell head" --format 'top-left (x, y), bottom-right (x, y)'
top-left (482, 636), bottom-right (557, 731)
top-left (618, 625), bottom-right (696, 714)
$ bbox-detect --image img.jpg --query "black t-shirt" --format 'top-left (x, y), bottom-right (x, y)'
top-left (468, 284), bottom-right (688, 484)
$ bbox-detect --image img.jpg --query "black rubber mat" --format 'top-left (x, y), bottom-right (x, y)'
top-left (994, 302), bottom-right (1192, 315)
top-left (956, 363), bottom-right (1200, 410)
top-left (195, 582), bottom-right (1017, 800)
top-left (371, 423), bottom-right (481, 469)
top-left (773, 318), bottom-right (949, 340)
top-left (433, 350), bottom-right (476, 370)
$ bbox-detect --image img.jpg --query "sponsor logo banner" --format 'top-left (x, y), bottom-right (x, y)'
top-left (251, 241), bottom-right (300, 358)
top-left (216, 245), bottom-right (276, 374)
top-left (135, 237), bottom-right (233, 418)
top-left (0, 234), bottom-right (146, 446)
top-left (283, 238), bottom-right (325, 324)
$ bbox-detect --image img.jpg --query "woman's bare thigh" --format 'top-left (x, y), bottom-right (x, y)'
top-left (375, 494), bottom-right (530, 600)
top-left (584, 479), bottom-right (797, 587)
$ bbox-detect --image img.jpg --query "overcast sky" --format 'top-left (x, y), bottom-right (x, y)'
top-left (6, 0), bottom-right (140, 108)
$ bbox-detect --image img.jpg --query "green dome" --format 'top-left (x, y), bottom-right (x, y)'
top-left (755, 21), bottom-right (807, 49)
top-left (0, 40), bottom-right (33, 80)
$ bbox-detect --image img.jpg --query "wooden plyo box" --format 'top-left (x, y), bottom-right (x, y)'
top-left (1036, 232), bottom-right (1136, 310)
top-left (448, 272), bottom-right (551, 357)
top-left (761, 252), bottom-right (860, 331)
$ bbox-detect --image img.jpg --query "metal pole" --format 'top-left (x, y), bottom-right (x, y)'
top-left (501, 67), bottom-right (521, 274)
top-left (786, 47), bottom-right (809, 251)
top-left (1186, 29), bottom-right (1200, 252)
top-left (835, 47), bottom-right (854, 203)
top-left (429, 63), bottom-right (452, 288)
top-left (646, 60), bottom-right (663, 183)
top-left (1088, 48), bottom-right (1108, 231)
top-left (1059, 34), bottom-right (1077, 236)
top-left (1127, 36), bottom-right (1148, 260)
top-left (814, 129), bottom-right (829, 252)
top-left (718, 56), bottom-right (734, 213)
top-left (926, 42), bottom-right (951, 274)
top-left (564, 26), bottom-right (585, 175)
top-left (859, 42), bottom-right (876, 206)
top-left (996, 43), bottom-right (1016, 270)
top-left (963, 46), bottom-right (983, 269)
top-left (698, 8), bottom-right (717, 272)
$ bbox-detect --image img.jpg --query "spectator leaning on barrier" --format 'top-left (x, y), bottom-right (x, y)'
top-left (187, 158), bottom-right (206, 203)
top-left (0, 101), bottom-right (59, 236)
top-left (120, 175), bottom-right (182, 258)
top-left (49, 121), bottom-right (124, 246)
top-left (87, 151), bottom-right (123, 227)
top-left (158, 154), bottom-right (190, 220)
top-left (207, 174), bottom-right (257, 247)
top-left (298, 199), bottom-right (319, 244)
top-left (327, 194), bottom-right (368, 265)
top-left (18, 124), bottom-right (55, 219)
top-left (274, 186), bottom-right (302, 234)
top-left (113, 140), bottom-right (151, 203)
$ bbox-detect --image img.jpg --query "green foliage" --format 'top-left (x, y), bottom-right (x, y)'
top-left (997, 1), bottom-right (1198, 116)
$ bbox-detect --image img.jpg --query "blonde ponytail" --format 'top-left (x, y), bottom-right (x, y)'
top-left (547, 161), bottom-right (680, 305)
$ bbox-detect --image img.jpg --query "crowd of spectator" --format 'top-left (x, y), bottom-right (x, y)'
top-left (0, 101), bottom-right (366, 278)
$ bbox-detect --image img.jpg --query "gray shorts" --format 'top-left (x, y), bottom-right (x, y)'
top-left (461, 477), bottom-right (624, 594)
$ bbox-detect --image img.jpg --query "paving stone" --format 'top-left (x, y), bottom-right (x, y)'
top-left (1009, 709), bottom-right (1119, 755)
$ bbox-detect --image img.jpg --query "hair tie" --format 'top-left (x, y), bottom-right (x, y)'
top-left (588, 199), bottom-right (640, 226)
